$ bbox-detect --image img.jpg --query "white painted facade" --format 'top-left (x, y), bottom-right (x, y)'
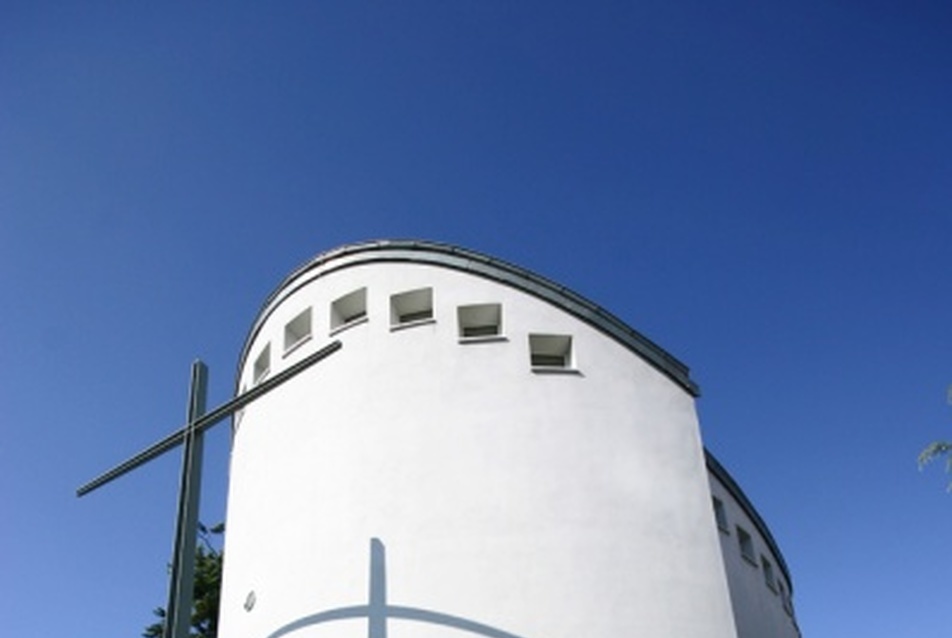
top-left (708, 455), bottom-right (800, 638)
top-left (219, 241), bottom-right (799, 638)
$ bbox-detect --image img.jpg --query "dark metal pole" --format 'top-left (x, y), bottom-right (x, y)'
top-left (74, 340), bottom-right (345, 638)
top-left (76, 340), bottom-right (342, 498)
top-left (164, 361), bottom-right (208, 638)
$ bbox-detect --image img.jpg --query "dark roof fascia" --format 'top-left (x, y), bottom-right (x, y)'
top-left (236, 239), bottom-right (699, 396)
top-left (705, 449), bottom-right (793, 593)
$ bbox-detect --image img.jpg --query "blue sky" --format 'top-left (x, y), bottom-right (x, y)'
top-left (2, 2), bottom-right (950, 636)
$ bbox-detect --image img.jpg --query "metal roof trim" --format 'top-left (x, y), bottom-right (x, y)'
top-left (236, 240), bottom-right (699, 395)
top-left (705, 449), bottom-right (794, 593)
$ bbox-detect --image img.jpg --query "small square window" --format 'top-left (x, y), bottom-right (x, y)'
top-left (458, 303), bottom-right (502, 339)
top-left (529, 334), bottom-right (573, 369)
top-left (712, 497), bottom-right (729, 533)
top-left (391, 287), bottom-right (433, 327)
top-left (253, 344), bottom-right (271, 385)
top-left (737, 526), bottom-right (756, 565)
top-left (284, 307), bottom-right (313, 354)
top-left (761, 555), bottom-right (777, 592)
top-left (779, 581), bottom-right (794, 616)
top-left (331, 288), bottom-right (368, 333)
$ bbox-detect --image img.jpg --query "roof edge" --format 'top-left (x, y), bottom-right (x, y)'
top-left (236, 239), bottom-right (699, 396)
top-left (705, 449), bottom-right (794, 593)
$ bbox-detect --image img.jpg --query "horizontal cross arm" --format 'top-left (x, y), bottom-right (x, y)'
top-left (76, 340), bottom-right (342, 497)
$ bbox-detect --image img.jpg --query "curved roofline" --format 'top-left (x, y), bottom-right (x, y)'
top-left (705, 450), bottom-right (793, 593)
top-left (235, 239), bottom-right (791, 592)
top-left (236, 239), bottom-right (699, 396)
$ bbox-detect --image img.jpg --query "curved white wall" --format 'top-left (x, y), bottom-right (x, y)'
top-left (708, 463), bottom-right (801, 638)
top-left (219, 242), bottom-right (795, 638)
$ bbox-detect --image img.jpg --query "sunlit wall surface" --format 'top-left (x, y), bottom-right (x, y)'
top-left (220, 240), bottom-right (798, 638)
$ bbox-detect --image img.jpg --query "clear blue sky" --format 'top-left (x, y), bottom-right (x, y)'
top-left (2, 2), bottom-right (950, 636)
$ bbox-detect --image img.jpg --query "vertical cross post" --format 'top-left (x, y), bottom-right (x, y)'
top-left (164, 360), bottom-right (208, 638)
top-left (77, 341), bottom-right (342, 637)
top-left (369, 538), bottom-right (387, 638)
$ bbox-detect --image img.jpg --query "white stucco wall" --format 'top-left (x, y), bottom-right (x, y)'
top-left (219, 249), bottom-right (738, 638)
top-left (709, 473), bottom-right (800, 638)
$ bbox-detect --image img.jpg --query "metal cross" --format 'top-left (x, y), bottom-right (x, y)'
top-left (77, 340), bottom-right (343, 638)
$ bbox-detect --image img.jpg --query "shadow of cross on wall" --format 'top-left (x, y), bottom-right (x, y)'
top-left (263, 539), bottom-right (532, 638)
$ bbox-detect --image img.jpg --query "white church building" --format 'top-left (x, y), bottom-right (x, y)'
top-left (219, 240), bottom-right (801, 638)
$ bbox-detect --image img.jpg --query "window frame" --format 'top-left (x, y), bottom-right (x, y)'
top-left (457, 303), bottom-right (504, 342)
top-left (253, 343), bottom-right (271, 385)
top-left (330, 288), bottom-right (369, 335)
top-left (390, 287), bottom-right (435, 330)
top-left (712, 497), bottom-right (730, 534)
top-left (283, 307), bottom-right (313, 356)
top-left (736, 526), bottom-right (757, 565)
top-left (529, 333), bottom-right (576, 372)
top-left (761, 554), bottom-right (777, 592)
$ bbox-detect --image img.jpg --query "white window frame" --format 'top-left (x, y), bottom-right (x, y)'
top-left (330, 288), bottom-right (368, 334)
top-left (713, 497), bottom-right (729, 533)
top-left (253, 343), bottom-right (271, 385)
top-left (737, 526), bottom-right (756, 565)
top-left (390, 287), bottom-right (434, 329)
top-left (457, 303), bottom-right (503, 341)
top-left (761, 555), bottom-right (777, 592)
top-left (284, 307), bottom-right (313, 355)
top-left (529, 334), bottom-right (575, 371)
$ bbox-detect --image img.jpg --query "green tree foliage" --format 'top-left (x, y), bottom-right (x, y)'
top-left (143, 523), bottom-right (223, 638)
top-left (919, 385), bottom-right (952, 491)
